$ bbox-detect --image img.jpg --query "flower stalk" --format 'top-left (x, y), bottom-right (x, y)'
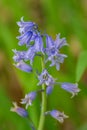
top-left (37, 56), bottom-right (47, 130)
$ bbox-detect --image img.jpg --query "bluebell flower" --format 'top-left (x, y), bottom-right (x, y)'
top-left (10, 102), bottom-right (28, 117)
top-left (38, 69), bottom-right (55, 86)
top-left (21, 91), bottom-right (37, 109)
top-left (38, 69), bottom-right (55, 94)
top-left (45, 35), bottom-right (67, 70)
top-left (61, 82), bottom-right (80, 98)
top-left (17, 17), bottom-right (38, 34)
top-left (17, 17), bottom-right (38, 46)
top-left (14, 60), bottom-right (32, 73)
top-left (45, 110), bottom-right (68, 123)
top-left (46, 34), bottom-right (67, 56)
top-left (46, 53), bottom-right (67, 70)
top-left (12, 49), bottom-right (26, 62)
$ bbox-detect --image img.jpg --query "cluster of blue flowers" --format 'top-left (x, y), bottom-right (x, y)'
top-left (11, 17), bottom-right (80, 125)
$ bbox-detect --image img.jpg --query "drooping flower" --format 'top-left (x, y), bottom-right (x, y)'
top-left (12, 49), bottom-right (26, 62)
top-left (10, 102), bottom-right (28, 117)
top-left (14, 60), bottom-right (32, 73)
top-left (17, 17), bottom-right (38, 34)
top-left (45, 110), bottom-right (68, 123)
top-left (21, 91), bottom-right (37, 109)
top-left (38, 69), bottom-right (55, 94)
top-left (16, 17), bottom-right (38, 47)
top-left (46, 53), bottom-right (67, 70)
top-left (38, 69), bottom-right (55, 86)
top-left (46, 34), bottom-right (67, 56)
top-left (61, 82), bottom-right (80, 98)
top-left (45, 35), bottom-right (67, 70)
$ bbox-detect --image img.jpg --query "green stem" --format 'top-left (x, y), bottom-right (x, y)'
top-left (26, 117), bottom-right (36, 130)
top-left (37, 56), bottom-right (47, 130)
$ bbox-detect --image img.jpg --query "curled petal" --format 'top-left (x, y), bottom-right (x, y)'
top-left (55, 34), bottom-right (68, 49)
top-left (17, 17), bottom-right (33, 27)
top-left (17, 17), bottom-right (37, 34)
top-left (61, 82), bottom-right (80, 98)
top-left (14, 61), bottom-right (32, 73)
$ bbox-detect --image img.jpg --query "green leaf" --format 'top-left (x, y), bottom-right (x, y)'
top-left (76, 51), bottom-right (87, 82)
top-left (77, 124), bottom-right (87, 130)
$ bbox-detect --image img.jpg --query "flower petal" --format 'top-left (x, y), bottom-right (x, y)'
top-left (55, 34), bottom-right (68, 49)
top-left (46, 35), bottom-right (54, 49)
top-left (17, 31), bottom-right (33, 46)
top-left (34, 35), bottom-right (44, 53)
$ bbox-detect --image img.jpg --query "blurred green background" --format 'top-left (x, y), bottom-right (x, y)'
top-left (0, 0), bottom-right (87, 130)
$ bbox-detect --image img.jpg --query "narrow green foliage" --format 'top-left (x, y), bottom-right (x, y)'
top-left (76, 51), bottom-right (87, 82)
